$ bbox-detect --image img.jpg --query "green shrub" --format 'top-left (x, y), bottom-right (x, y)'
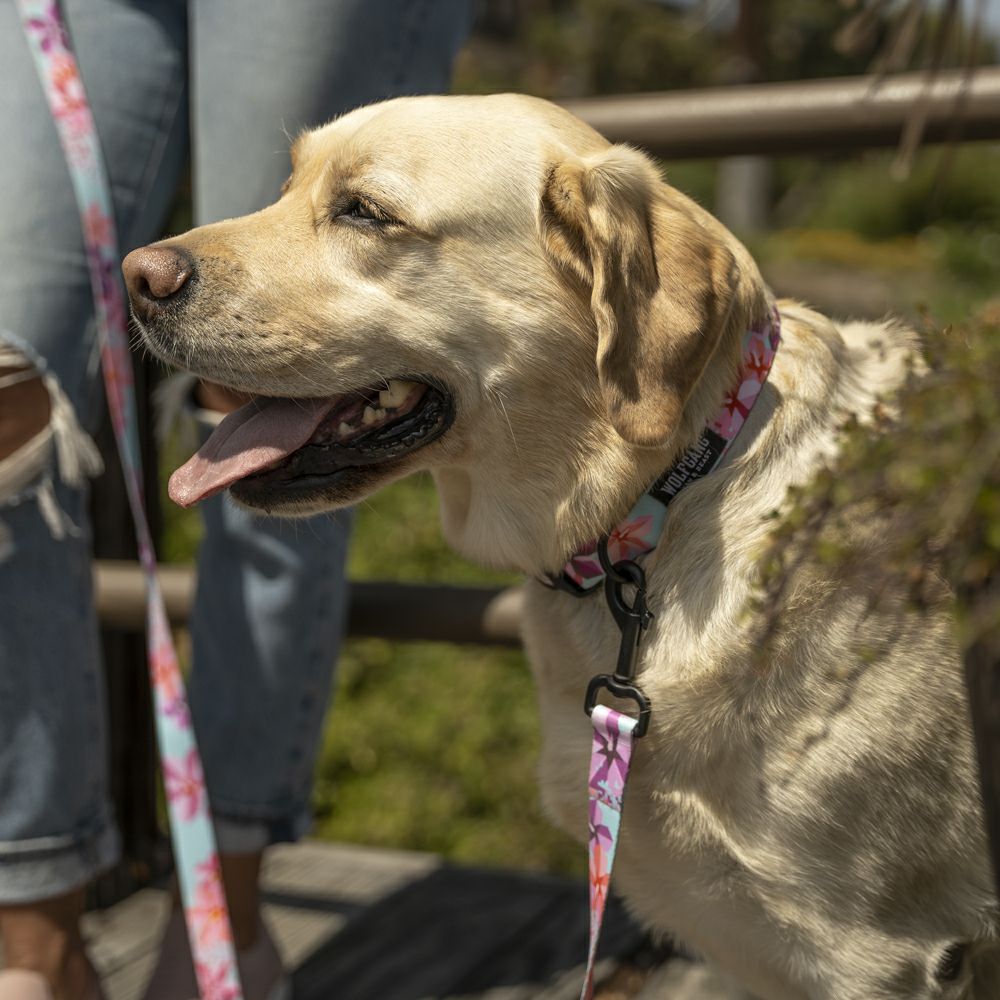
top-left (796, 146), bottom-right (1000, 240)
top-left (758, 311), bottom-right (1000, 654)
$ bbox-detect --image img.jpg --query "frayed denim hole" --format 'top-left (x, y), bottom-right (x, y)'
top-left (0, 342), bottom-right (103, 554)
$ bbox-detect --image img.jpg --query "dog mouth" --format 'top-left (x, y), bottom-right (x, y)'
top-left (167, 377), bottom-right (453, 508)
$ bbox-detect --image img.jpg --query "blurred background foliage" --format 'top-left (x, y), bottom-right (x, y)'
top-left (754, 306), bottom-right (1000, 669)
top-left (160, 0), bottom-right (1000, 876)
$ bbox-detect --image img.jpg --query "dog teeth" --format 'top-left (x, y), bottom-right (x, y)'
top-left (378, 379), bottom-right (414, 409)
top-left (337, 421), bottom-right (353, 439)
top-left (362, 405), bottom-right (380, 425)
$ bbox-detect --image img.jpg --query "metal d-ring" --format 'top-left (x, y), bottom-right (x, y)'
top-left (596, 535), bottom-right (632, 585)
top-left (584, 673), bottom-right (651, 738)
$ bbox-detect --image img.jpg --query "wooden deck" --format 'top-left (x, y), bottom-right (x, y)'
top-left (79, 840), bottom-right (734, 999)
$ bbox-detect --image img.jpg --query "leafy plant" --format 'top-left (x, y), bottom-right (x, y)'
top-left (756, 310), bottom-right (1000, 657)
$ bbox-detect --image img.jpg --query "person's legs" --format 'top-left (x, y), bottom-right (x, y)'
top-left (0, 1), bottom-right (188, 995)
top-left (190, 0), bottom-right (474, 220)
top-left (142, 0), bottom-right (471, 993)
top-left (188, 0), bottom-right (473, 871)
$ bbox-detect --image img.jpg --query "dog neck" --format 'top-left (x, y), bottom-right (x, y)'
top-left (432, 301), bottom-right (776, 578)
top-left (553, 308), bottom-right (781, 592)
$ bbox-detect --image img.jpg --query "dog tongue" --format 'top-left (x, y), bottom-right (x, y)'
top-left (168, 396), bottom-right (335, 507)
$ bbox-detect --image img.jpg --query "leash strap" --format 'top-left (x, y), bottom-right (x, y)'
top-left (572, 310), bottom-right (784, 989)
top-left (581, 705), bottom-right (637, 1000)
top-left (17, 6), bottom-right (243, 998)
top-left (554, 307), bottom-right (782, 594)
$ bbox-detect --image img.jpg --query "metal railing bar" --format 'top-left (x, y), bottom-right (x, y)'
top-left (563, 68), bottom-right (1000, 158)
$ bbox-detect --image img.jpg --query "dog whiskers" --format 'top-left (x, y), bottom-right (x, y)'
top-left (489, 386), bottom-right (521, 460)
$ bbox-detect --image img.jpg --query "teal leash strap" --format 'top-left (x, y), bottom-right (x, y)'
top-left (17, 5), bottom-right (244, 997)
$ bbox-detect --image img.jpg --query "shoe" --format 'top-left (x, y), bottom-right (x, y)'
top-left (141, 909), bottom-right (288, 1000)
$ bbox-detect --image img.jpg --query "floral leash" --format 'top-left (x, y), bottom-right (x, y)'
top-left (582, 705), bottom-right (636, 1000)
top-left (17, 5), bottom-right (244, 998)
top-left (575, 307), bottom-right (781, 998)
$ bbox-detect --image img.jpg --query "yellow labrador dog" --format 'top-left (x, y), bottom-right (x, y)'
top-left (123, 95), bottom-right (997, 999)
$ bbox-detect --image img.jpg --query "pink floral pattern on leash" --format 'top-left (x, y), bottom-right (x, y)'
top-left (18, 5), bottom-right (243, 998)
top-left (581, 706), bottom-right (636, 1000)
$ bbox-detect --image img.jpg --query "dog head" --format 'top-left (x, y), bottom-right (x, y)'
top-left (125, 94), bottom-right (768, 572)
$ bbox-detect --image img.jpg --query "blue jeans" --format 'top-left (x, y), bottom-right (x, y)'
top-left (0, 0), bottom-right (471, 903)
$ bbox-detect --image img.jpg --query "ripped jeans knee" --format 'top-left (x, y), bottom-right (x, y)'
top-left (0, 339), bottom-right (102, 557)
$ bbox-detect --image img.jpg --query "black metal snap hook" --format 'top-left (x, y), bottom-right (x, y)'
top-left (604, 564), bottom-right (652, 634)
top-left (595, 538), bottom-right (654, 681)
top-left (583, 536), bottom-right (655, 737)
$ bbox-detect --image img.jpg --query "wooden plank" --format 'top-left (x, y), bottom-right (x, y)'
top-left (73, 842), bottom-right (443, 1000)
top-left (448, 885), bottom-right (640, 996)
top-left (294, 865), bottom-right (645, 1000)
top-left (81, 890), bottom-right (168, 1000)
top-left (264, 840), bottom-right (441, 902)
top-left (261, 841), bottom-right (442, 970)
top-left (83, 889), bottom-right (167, 974)
top-left (70, 841), bottom-right (656, 1000)
top-left (93, 562), bottom-right (524, 646)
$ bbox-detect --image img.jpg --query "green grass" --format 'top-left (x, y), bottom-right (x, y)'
top-left (786, 147), bottom-right (1000, 240)
top-left (313, 635), bottom-right (583, 874)
top-left (318, 475), bottom-right (581, 874)
top-left (346, 473), bottom-right (516, 587)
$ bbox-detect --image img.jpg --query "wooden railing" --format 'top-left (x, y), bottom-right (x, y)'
top-left (563, 68), bottom-right (1000, 158)
top-left (94, 560), bottom-right (523, 646)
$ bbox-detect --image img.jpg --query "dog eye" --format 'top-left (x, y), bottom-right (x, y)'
top-left (339, 198), bottom-right (392, 226)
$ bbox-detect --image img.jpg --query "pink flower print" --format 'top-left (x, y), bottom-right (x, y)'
top-left (163, 695), bottom-right (192, 730)
top-left (606, 515), bottom-right (655, 563)
top-left (163, 749), bottom-right (205, 821)
top-left (100, 339), bottom-right (133, 394)
top-left (50, 53), bottom-right (86, 123)
top-left (190, 858), bottom-right (234, 950)
top-left (588, 799), bottom-right (614, 852)
top-left (148, 625), bottom-right (176, 672)
top-left (743, 344), bottom-right (771, 384)
top-left (589, 840), bottom-right (611, 914)
top-left (724, 385), bottom-right (751, 422)
top-left (26, 3), bottom-right (70, 52)
top-left (99, 348), bottom-right (134, 430)
top-left (591, 731), bottom-right (627, 801)
top-left (196, 855), bottom-right (222, 883)
top-left (590, 727), bottom-right (620, 784)
top-left (604, 757), bottom-right (626, 801)
top-left (151, 652), bottom-right (180, 702)
top-left (82, 203), bottom-right (113, 249)
top-left (194, 961), bottom-right (240, 1000)
top-left (713, 384), bottom-right (750, 438)
top-left (567, 554), bottom-right (602, 584)
top-left (105, 293), bottom-right (128, 340)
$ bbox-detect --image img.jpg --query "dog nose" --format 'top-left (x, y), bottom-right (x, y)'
top-left (122, 245), bottom-right (194, 322)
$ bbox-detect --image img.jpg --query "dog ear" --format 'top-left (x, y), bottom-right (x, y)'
top-left (541, 144), bottom-right (751, 448)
